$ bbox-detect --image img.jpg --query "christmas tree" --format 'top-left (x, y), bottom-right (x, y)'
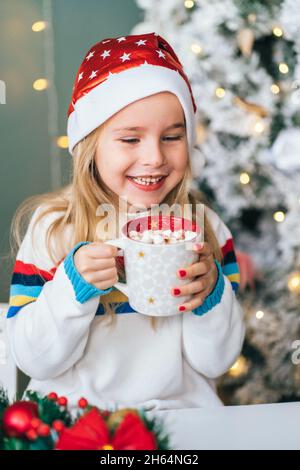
top-left (132, 0), bottom-right (300, 404)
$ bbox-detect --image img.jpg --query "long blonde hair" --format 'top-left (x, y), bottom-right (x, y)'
top-left (10, 125), bottom-right (222, 330)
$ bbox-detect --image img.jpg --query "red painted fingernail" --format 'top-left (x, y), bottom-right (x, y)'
top-left (173, 288), bottom-right (181, 296)
top-left (179, 305), bottom-right (186, 311)
top-left (179, 270), bottom-right (186, 278)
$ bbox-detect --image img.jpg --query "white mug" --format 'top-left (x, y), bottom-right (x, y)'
top-left (105, 215), bottom-right (201, 317)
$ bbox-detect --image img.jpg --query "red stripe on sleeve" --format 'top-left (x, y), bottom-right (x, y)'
top-left (221, 238), bottom-right (234, 256)
top-left (13, 260), bottom-right (57, 280)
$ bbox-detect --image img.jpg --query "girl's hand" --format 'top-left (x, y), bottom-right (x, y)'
top-left (171, 242), bottom-right (218, 312)
top-left (74, 242), bottom-right (119, 291)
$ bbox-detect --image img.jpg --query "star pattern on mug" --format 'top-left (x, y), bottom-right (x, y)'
top-left (138, 251), bottom-right (145, 258)
top-left (150, 221), bottom-right (158, 229)
top-left (147, 297), bottom-right (155, 304)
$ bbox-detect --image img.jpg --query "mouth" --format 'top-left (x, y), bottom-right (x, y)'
top-left (126, 175), bottom-right (167, 191)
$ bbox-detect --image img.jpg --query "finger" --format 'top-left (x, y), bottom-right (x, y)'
top-left (87, 242), bottom-right (119, 259)
top-left (171, 276), bottom-right (209, 297)
top-left (84, 267), bottom-right (118, 285)
top-left (178, 289), bottom-right (211, 312)
top-left (192, 242), bottom-right (212, 258)
top-left (177, 257), bottom-right (213, 279)
top-left (80, 256), bottom-right (116, 274)
top-left (93, 276), bottom-right (118, 291)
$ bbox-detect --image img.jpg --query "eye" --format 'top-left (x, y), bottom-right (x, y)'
top-left (163, 135), bottom-right (183, 141)
top-left (120, 136), bottom-right (183, 144)
top-left (120, 138), bottom-right (139, 144)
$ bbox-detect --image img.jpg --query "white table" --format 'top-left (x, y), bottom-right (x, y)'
top-left (147, 402), bottom-right (300, 450)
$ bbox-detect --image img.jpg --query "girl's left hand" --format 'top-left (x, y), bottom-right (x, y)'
top-left (171, 242), bottom-right (218, 312)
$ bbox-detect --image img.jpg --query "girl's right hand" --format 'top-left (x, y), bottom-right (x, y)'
top-left (73, 242), bottom-right (119, 291)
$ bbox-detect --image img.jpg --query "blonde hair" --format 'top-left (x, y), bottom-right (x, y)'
top-left (10, 125), bottom-right (222, 330)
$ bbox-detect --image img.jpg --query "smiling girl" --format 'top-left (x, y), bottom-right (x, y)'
top-left (6, 33), bottom-right (245, 410)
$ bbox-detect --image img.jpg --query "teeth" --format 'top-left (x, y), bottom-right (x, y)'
top-left (131, 176), bottom-right (164, 185)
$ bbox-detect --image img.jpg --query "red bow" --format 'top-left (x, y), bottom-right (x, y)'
top-left (55, 408), bottom-right (157, 450)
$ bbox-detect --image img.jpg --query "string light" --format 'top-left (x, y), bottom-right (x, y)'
top-left (184, 0), bottom-right (195, 8)
top-left (240, 172), bottom-right (251, 185)
top-left (196, 123), bottom-right (207, 144)
top-left (271, 83), bottom-right (280, 94)
top-left (228, 356), bottom-right (248, 377)
top-left (215, 87), bottom-right (226, 98)
top-left (32, 21), bottom-right (47, 32)
top-left (279, 63), bottom-right (289, 74)
top-left (288, 272), bottom-right (300, 294)
top-left (56, 135), bottom-right (68, 149)
top-left (273, 211), bottom-right (286, 222)
top-left (190, 43), bottom-right (202, 55)
top-left (256, 310), bottom-right (264, 319)
top-left (33, 78), bottom-right (48, 91)
top-left (273, 26), bottom-right (283, 37)
top-left (254, 120), bottom-right (266, 134)
top-left (247, 13), bottom-right (257, 24)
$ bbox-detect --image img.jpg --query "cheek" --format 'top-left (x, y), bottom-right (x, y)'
top-left (169, 150), bottom-right (188, 173)
top-left (95, 145), bottom-right (132, 184)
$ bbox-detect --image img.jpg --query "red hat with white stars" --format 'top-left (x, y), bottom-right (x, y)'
top-left (67, 32), bottom-right (197, 156)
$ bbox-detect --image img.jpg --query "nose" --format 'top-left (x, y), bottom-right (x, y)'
top-left (140, 140), bottom-right (166, 167)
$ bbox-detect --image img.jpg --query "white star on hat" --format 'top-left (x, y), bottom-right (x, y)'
top-left (86, 51), bottom-right (95, 61)
top-left (78, 72), bottom-right (84, 82)
top-left (117, 37), bottom-right (126, 43)
top-left (120, 52), bottom-right (131, 62)
top-left (156, 49), bottom-right (166, 59)
top-left (89, 70), bottom-right (98, 80)
top-left (101, 50), bottom-right (111, 59)
top-left (135, 39), bottom-right (147, 46)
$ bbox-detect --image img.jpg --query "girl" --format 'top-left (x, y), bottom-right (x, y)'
top-left (6, 33), bottom-right (245, 411)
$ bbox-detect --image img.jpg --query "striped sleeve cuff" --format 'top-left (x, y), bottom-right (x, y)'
top-left (64, 242), bottom-right (113, 304)
top-left (192, 260), bottom-right (225, 316)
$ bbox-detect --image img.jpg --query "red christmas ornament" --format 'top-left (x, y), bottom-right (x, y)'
top-left (37, 423), bottom-right (51, 437)
top-left (55, 408), bottom-right (156, 450)
top-left (47, 392), bottom-right (58, 401)
top-left (78, 397), bottom-right (88, 409)
top-left (2, 401), bottom-right (39, 438)
top-left (26, 429), bottom-right (38, 441)
top-left (30, 417), bottom-right (42, 429)
top-left (57, 396), bottom-right (67, 407)
top-left (52, 420), bottom-right (65, 433)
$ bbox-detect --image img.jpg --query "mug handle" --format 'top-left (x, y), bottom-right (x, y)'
top-left (105, 238), bottom-right (129, 297)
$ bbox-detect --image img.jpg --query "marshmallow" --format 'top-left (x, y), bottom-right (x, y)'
top-left (129, 228), bottom-right (197, 244)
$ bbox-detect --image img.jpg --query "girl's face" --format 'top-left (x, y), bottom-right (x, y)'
top-left (94, 92), bottom-right (189, 209)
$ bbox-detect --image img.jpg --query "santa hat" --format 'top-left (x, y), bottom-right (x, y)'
top-left (67, 32), bottom-right (197, 156)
